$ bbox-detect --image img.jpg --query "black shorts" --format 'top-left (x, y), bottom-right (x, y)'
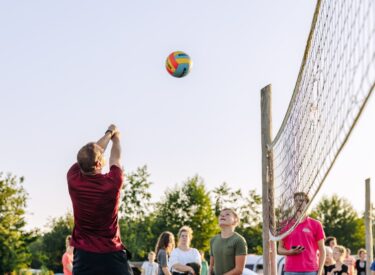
top-left (73, 248), bottom-right (134, 275)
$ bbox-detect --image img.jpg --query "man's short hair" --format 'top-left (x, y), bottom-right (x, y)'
top-left (77, 142), bottom-right (103, 173)
top-left (221, 208), bottom-right (240, 225)
top-left (325, 236), bottom-right (337, 246)
top-left (293, 192), bottom-right (310, 203)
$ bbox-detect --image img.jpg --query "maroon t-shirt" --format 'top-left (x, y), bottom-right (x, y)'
top-left (67, 163), bottom-right (124, 253)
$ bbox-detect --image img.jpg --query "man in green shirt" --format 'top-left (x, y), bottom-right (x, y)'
top-left (210, 208), bottom-right (247, 275)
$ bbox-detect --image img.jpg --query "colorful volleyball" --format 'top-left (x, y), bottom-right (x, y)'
top-left (165, 51), bottom-right (192, 78)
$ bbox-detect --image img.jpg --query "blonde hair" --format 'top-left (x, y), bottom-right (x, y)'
top-left (221, 208), bottom-right (240, 225)
top-left (65, 235), bottom-right (72, 248)
top-left (178, 226), bottom-right (193, 239)
top-left (333, 245), bottom-right (346, 261)
top-left (358, 248), bottom-right (367, 256)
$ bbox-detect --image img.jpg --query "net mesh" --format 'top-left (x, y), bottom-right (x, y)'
top-left (269, 0), bottom-right (375, 240)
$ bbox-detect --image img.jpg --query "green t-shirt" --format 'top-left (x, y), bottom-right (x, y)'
top-left (210, 232), bottom-right (247, 275)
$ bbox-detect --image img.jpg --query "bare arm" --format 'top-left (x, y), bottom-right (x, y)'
top-left (317, 239), bottom-right (326, 275)
top-left (277, 239), bottom-right (305, 256)
top-left (172, 263), bottom-right (195, 274)
top-left (109, 134), bottom-right (121, 168)
top-left (209, 256), bottom-right (214, 275)
top-left (223, 255), bottom-right (246, 275)
top-left (162, 266), bottom-right (172, 275)
top-left (97, 124), bottom-right (117, 151)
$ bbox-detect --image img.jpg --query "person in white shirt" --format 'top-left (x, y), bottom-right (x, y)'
top-left (141, 251), bottom-right (159, 275)
top-left (169, 226), bottom-right (201, 275)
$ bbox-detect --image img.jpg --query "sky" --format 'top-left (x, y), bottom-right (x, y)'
top-left (0, 1), bottom-right (374, 231)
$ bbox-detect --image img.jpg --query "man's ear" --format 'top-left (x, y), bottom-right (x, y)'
top-left (94, 160), bottom-right (102, 169)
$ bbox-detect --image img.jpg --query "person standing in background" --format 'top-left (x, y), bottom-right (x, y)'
top-left (62, 235), bottom-right (73, 275)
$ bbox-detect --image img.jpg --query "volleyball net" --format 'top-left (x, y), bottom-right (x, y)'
top-left (268, 0), bottom-right (375, 240)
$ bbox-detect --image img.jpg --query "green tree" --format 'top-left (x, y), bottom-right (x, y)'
top-left (236, 190), bottom-right (263, 254)
top-left (119, 165), bottom-right (156, 260)
top-left (311, 194), bottom-right (365, 252)
top-left (155, 175), bottom-right (218, 252)
top-left (212, 182), bottom-right (243, 216)
top-left (39, 212), bottom-right (74, 272)
top-left (28, 232), bottom-right (46, 269)
top-left (212, 183), bottom-right (263, 253)
top-left (120, 165), bottom-right (153, 220)
top-left (0, 173), bottom-right (32, 274)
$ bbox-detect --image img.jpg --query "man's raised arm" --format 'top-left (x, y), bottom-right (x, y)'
top-left (109, 130), bottom-right (121, 169)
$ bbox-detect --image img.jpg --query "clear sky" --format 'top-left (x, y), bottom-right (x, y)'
top-left (1, 1), bottom-right (374, 231)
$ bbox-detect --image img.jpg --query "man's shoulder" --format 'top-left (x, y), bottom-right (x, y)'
top-left (306, 216), bottom-right (323, 226)
top-left (210, 234), bottom-right (221, 242)
top-left (67, 163), bottom-right (81, 183)
top-left (67, 163), bottom-right (80, 175)
top-left (233, 232), bottom-right (246, 241)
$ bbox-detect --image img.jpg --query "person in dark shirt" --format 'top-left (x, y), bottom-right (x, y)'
top-left (327, 245), bottom-right (348, 275)
top-left (155, 231), bottom-right (175, 275)
top-left (67, 124), bottom-right (133, 275)
top-left (355, 248), bottom-right (367, 275)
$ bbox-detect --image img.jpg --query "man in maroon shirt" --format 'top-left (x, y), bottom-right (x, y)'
top-left (67, 124), bottom-right (133, 275)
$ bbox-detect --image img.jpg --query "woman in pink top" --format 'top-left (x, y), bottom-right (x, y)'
top-left (62, 235), bottom-right (74, 275)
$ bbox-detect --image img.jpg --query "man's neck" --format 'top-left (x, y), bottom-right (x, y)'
top-left (220, 226), bottom-right (235, 238)
top-left (81, 169), bottom-right (101, 176)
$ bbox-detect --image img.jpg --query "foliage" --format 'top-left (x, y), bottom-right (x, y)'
top-left (0, 173), bottom-right (33, 274)
top-left (119, 165), bottom-right (156, 260)
top-left (211, 182), bottom-right (263, 253)
top-left (34, 212), bottom-right (74, 272)
top-left (154, 175), bottom-right (218, 253)
top-left (311, 194), bottom-right (365, 252)
top-left (120, 165), bottom-right (153, 220)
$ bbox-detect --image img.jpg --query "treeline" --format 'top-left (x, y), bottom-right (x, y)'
top-left (0, 166), bottom-right (369, 273)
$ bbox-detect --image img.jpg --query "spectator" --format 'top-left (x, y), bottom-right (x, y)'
top-left (210, 208), bottom-right (247, 275)
top-left (354, 248), bottom-right (367, 275)
top-left (343, 248), bottom-right (355, 275)
top-left (141, 251), bottom-right (159, 275)
top-left (277, 192), bottom-right (326, 275)
top-left (169, 226), bottom-right (201, 275)
top-left (200, 251), bottom-right (208, 275)
top-left (324, 246), bottom-right (335, 275)
top-left (325, 237), bottom-right (337, 250)
top-left (156, 231), bottom-right (175, 275)
top-left (370, 258), bottom-right (375, 275)
top-left (327, 245), bottom-right (348, 275)
top-left (62, 235), bottom-right (73, 275)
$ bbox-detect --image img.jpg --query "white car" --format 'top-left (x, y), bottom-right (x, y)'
top-left (245, 254), bottom-right (285, 275)
top-left (243, 267), bottom-right (257, 275)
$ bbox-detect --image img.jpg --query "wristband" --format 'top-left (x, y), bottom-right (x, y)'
top-left (105, 129), bottom-right (114, 137)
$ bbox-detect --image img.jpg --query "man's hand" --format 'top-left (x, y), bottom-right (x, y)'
top-left (106, 124), bottom-right (119, 138)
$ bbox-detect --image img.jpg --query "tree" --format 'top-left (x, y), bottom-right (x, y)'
top-left (212, 182), bottom-right (242, 216)
top-left (39, 212), bottom-right (74, 272)
top-left (120, 165), bottom-right (156, 260)
top-left (120, 165), bottom-right (153, 220)
top-left (155, 175), bottom-right (218, 252)
top-left (212, 183), bottom-right (263, 253)
top-left (311, 194), bottom-right (365, 252)
top-left (0, 173), bottom-right (32, 274)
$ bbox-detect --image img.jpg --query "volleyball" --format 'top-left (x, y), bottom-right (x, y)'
top-left (165, 51), bottom-right (192, 78)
